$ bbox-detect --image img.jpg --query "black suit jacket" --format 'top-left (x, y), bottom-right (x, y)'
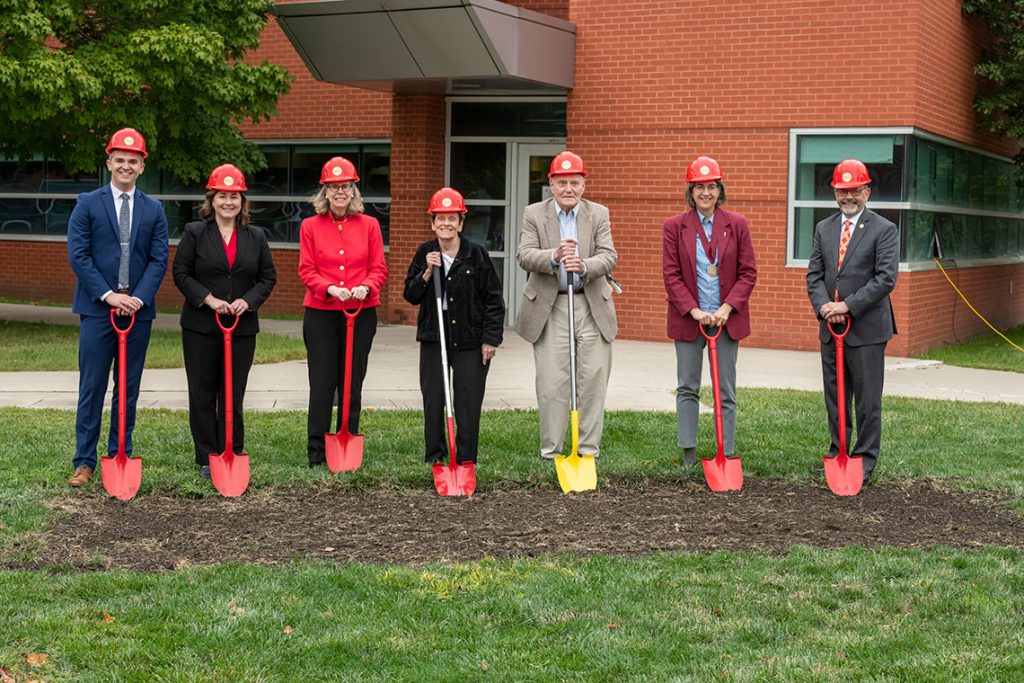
top-left (806, 208), bottom-right (898, 347)
top-left (173, 220), bottom-right (277, 336)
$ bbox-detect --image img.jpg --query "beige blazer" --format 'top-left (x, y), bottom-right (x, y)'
top-left (514, 198), bottom-right (618, 343)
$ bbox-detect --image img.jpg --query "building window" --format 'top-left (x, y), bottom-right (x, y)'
top-left (789, 129), bottom-right (1024, 263)
top-left (0, 142), bottom-right (392, 246)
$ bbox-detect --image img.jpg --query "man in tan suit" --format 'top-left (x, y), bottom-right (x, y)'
top-left (515, 151), bottom-right (618, 460)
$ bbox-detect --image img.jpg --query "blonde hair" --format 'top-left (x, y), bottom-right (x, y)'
top-left (311, 184), bottom-right (365, 216)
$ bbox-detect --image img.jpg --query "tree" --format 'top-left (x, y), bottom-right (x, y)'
top-left (963, 0), bottom-right (1024, 163)
top-left (0, 0), bottom-right (291, 180)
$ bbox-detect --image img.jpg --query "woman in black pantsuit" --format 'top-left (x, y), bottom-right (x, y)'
top-left (403, 188), bottom-right (505, 464)
top-left (173, 164), bottom-right (277, 478)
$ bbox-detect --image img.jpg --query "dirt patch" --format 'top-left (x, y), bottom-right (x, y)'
top-left (16, 480), bottom-right (1024, 571)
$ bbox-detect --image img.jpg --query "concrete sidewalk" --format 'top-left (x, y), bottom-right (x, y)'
top-left (2, 303), bottom-right (1022, 411)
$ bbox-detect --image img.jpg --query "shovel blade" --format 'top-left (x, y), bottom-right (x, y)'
top-left (325, 433), bottom-right (364, 472)
top-left (824, 453), bottom-right (863, 496)
top-left (432, 462), bottom-right (476, 497)
top-left (702, 454), bottom-right (743, 492)
top-left (101, 452), bottom-right (141, 501)
top-left (209, 450), bottom-right (250, 497)
top-left (554, 454), bottom-right (597, 494)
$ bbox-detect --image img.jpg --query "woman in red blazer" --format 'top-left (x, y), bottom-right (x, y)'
top-left (298, 156), bottom-right (388, 467)
top-left (173, 164), bottom-right (277, 479)
top-left (662, 156), bottom-right (757, 466)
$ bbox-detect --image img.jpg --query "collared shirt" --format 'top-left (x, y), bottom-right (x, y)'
top-left (554, 203), bottom-right (584, 291)
top-left (840, 210), bottom-right (864, 235)
top-left (111, 183), bottom-right (137, 236)
top-left (695, 212), bottom-right (720, 312)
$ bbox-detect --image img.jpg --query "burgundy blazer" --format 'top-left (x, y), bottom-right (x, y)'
top-left (662, 207), bottom-right (758, 342)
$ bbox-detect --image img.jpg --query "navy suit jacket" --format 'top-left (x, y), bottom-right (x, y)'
top-left (67, 185), bottom-right (169, 321)
top-left (806, 208), bottom-right (898, 346)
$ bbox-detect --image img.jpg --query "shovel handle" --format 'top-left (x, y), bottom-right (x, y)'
top-left (698, 322), bottom-right (722, 341)
top-left (215, 311), bottom-right (240, 333)
top-left (108, 309), bottom-right (135, 459)
top-left (827, 316), bottom-right (851, 341)
top-left (109, 308), bottom-right (136, 336)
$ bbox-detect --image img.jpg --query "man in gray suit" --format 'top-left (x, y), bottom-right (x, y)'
top-left (806, 158), bottom-right (898, 484)
top-left (516, 151), bottom-right (618, 460)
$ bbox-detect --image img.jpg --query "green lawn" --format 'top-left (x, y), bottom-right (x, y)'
top-left (0, 320), bottom-right (307, 371)
top-left (1, 395), bottom-right (1023, 680)
top-left (919, 324), bottom-right (1024, 374)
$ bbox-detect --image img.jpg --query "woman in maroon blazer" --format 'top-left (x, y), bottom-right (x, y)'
top-left (662, 156), bottom-right (757, 466)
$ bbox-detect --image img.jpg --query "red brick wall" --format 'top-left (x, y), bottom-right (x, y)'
top-left (564, 0), bottom-right (1023, 353)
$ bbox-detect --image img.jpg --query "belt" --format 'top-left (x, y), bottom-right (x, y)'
top-left (556, 290), bottom-right (581, 295)
top-left (117, 288), bottom-right (129, 294)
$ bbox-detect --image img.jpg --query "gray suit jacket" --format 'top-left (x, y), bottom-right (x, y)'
top-left (515, 198), bottom-right (618, 343)
top-left (806, 208), bottom-right (898, 346)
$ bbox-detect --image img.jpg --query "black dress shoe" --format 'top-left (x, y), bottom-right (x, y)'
top-left (308, 459), bottom-right (326, 469)
top-left (198, 465), bottom-right (211, 479)
top-left (682, 448), bottom-right (697, 467)
top-left (809, 465), bottom-right (825, 475)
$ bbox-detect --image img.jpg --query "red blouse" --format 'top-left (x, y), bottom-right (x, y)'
top-left (222, 230), bottom-right (236, 269)
top-left (298, 212), bottom-right (388, 311)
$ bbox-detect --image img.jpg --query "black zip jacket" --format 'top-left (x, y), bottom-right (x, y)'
top-left (402, 237), bottom-right (505, 348)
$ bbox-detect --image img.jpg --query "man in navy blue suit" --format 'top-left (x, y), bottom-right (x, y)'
top-left (66, 128), bottom-right (169, 487)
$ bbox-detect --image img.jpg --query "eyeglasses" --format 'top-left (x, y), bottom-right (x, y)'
top-left (325, 183), bottom-right (355, 195)
top-left (834, 187), bottom-right (868, 197)
top-left (692, 183), bottom-right (720, 193)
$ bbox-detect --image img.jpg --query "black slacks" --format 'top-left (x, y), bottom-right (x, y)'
top-left (419, 341), bottom-right (490, 464)
top-left (303, 306), bottom-right (377, 464)
top-left (182, 328), bottom-right (257, 466)
top-left (820, 338), bottom-right (886, 476)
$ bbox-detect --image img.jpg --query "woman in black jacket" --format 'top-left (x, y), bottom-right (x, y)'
top-left (172, 164), bottom-right (277, 478)
top-left (403, 187), bottom-right (505, 465)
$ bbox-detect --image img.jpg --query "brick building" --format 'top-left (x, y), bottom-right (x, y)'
top-left (1, 0), bottom-right (1021, 355)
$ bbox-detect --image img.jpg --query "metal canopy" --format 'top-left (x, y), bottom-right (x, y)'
top-left (270, 0), bottom-right (576, 93)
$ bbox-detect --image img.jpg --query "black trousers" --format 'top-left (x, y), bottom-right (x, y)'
top-left (820, 339), bottom-right (886, 476)
top-left (419, 341), bottom-right (490, 464)
top-left (182, 329), bottom-right (256, 466)
top-left (303, 306), bottom-right (377, 464)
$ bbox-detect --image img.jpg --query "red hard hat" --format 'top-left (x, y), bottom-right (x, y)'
top-left (548, 151), bottom-right (588, 178)
top-left (831, 159), bottom-right (871, 189)
top-left (427, 187), bottom-right (467, 214)
top-left (106, 128), bottom-right (148, 158)
top-left (686, 156), bottom-right (723, 183)
top-left (320, 156), bottom-right (359, 184)
top-left (206, 164), bottom-right (248, 193)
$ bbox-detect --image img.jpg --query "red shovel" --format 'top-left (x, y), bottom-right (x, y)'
top-left (100, 309), bottom-right (142, 501)
top-left (430, 267), bottom-right (476, 496)
top-left (325, 302), bottom-right (364, 472)
top-left (699, 323), bottom-right (743, 492)
top-left (823, 316), bottom-right (863, 496)
top-left (208, 313), bottom-right (249, 497)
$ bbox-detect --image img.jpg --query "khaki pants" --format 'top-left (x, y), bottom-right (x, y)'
top-left (533, 293), bottom-right (612, 457)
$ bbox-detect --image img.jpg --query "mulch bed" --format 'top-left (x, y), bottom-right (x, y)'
top-left (16, 479), bottom-right (1024, 571)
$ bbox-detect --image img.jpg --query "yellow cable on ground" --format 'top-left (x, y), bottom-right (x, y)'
top-left (933, 258), bottom-right (1024, 354)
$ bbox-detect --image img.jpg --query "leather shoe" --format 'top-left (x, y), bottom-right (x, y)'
top-left (809, 465), bottom-right (824, 475)
top-left (68, 466), bottom-right (92, 487)
top-left (198, 465), bottom-right (211, 480)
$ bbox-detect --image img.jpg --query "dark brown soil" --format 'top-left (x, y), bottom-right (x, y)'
top-left (19, 480), bottom-right (1024, 571)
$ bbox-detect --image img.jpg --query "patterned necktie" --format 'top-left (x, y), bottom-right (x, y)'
top-left (837, 219), bottom-right (852, 270)
top-left (118, 193), bottom-right (131, 290)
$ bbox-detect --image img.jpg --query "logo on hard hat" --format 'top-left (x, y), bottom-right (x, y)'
top-left (700, 165), bottom-right (710, 176)
top-left (332, 166), bottom-right (342, 176)
top-left (124, 136), bottom-right (134, 146)
top-left (223, 176), bottom-right (234, 186)
top-left (441, 197), bottom-right (452, 207)
top-left (561, 160), bottom-right (572, 170)
top-left (842, 172), bottom-right (852, 182)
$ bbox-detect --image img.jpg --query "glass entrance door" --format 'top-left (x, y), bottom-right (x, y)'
top-left (507, 143), bottom-right (563, 324)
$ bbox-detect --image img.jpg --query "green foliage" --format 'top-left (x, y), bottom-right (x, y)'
top-left (0, 0), bottom-right (291, 180)
top-left (963, 0), bottom-right (1024, 159)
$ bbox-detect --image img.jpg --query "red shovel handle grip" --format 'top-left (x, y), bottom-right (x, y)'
top-left (342, 299), bottom-right (365, 320)
top-left (109, 308), bottom-right (136, 335)
top-left (827, 316), bottom-right (851, 341)
top-left (215, 311), bottom-right (240, 333)
top-left (698, 322), bottom-right (722, 342)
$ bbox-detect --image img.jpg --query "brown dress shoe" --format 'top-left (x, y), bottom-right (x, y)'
top-left (68, 466), bottom-right (93, 487)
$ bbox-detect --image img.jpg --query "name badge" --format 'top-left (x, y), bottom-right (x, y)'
top-left (707, 265), bottom-right (719, 277)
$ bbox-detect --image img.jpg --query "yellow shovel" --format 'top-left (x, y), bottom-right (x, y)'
top-left (554, 273), bottom-right (597, 493)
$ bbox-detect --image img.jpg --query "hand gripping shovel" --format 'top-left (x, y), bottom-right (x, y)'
top-left (209, 313), bottom-right (249, 497)
top-left (101, 309), bottom-right (142, 500)
top-left (554, 274), bottom-right (597, 494)
top-left (430, 267), bottom-right (476, 496)
top-left (699, 323), bottom-right (743, 492)
top-left (823, 316), bottom-right (863, 496)
top-left (325, 302), bottom-right (365, 472)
